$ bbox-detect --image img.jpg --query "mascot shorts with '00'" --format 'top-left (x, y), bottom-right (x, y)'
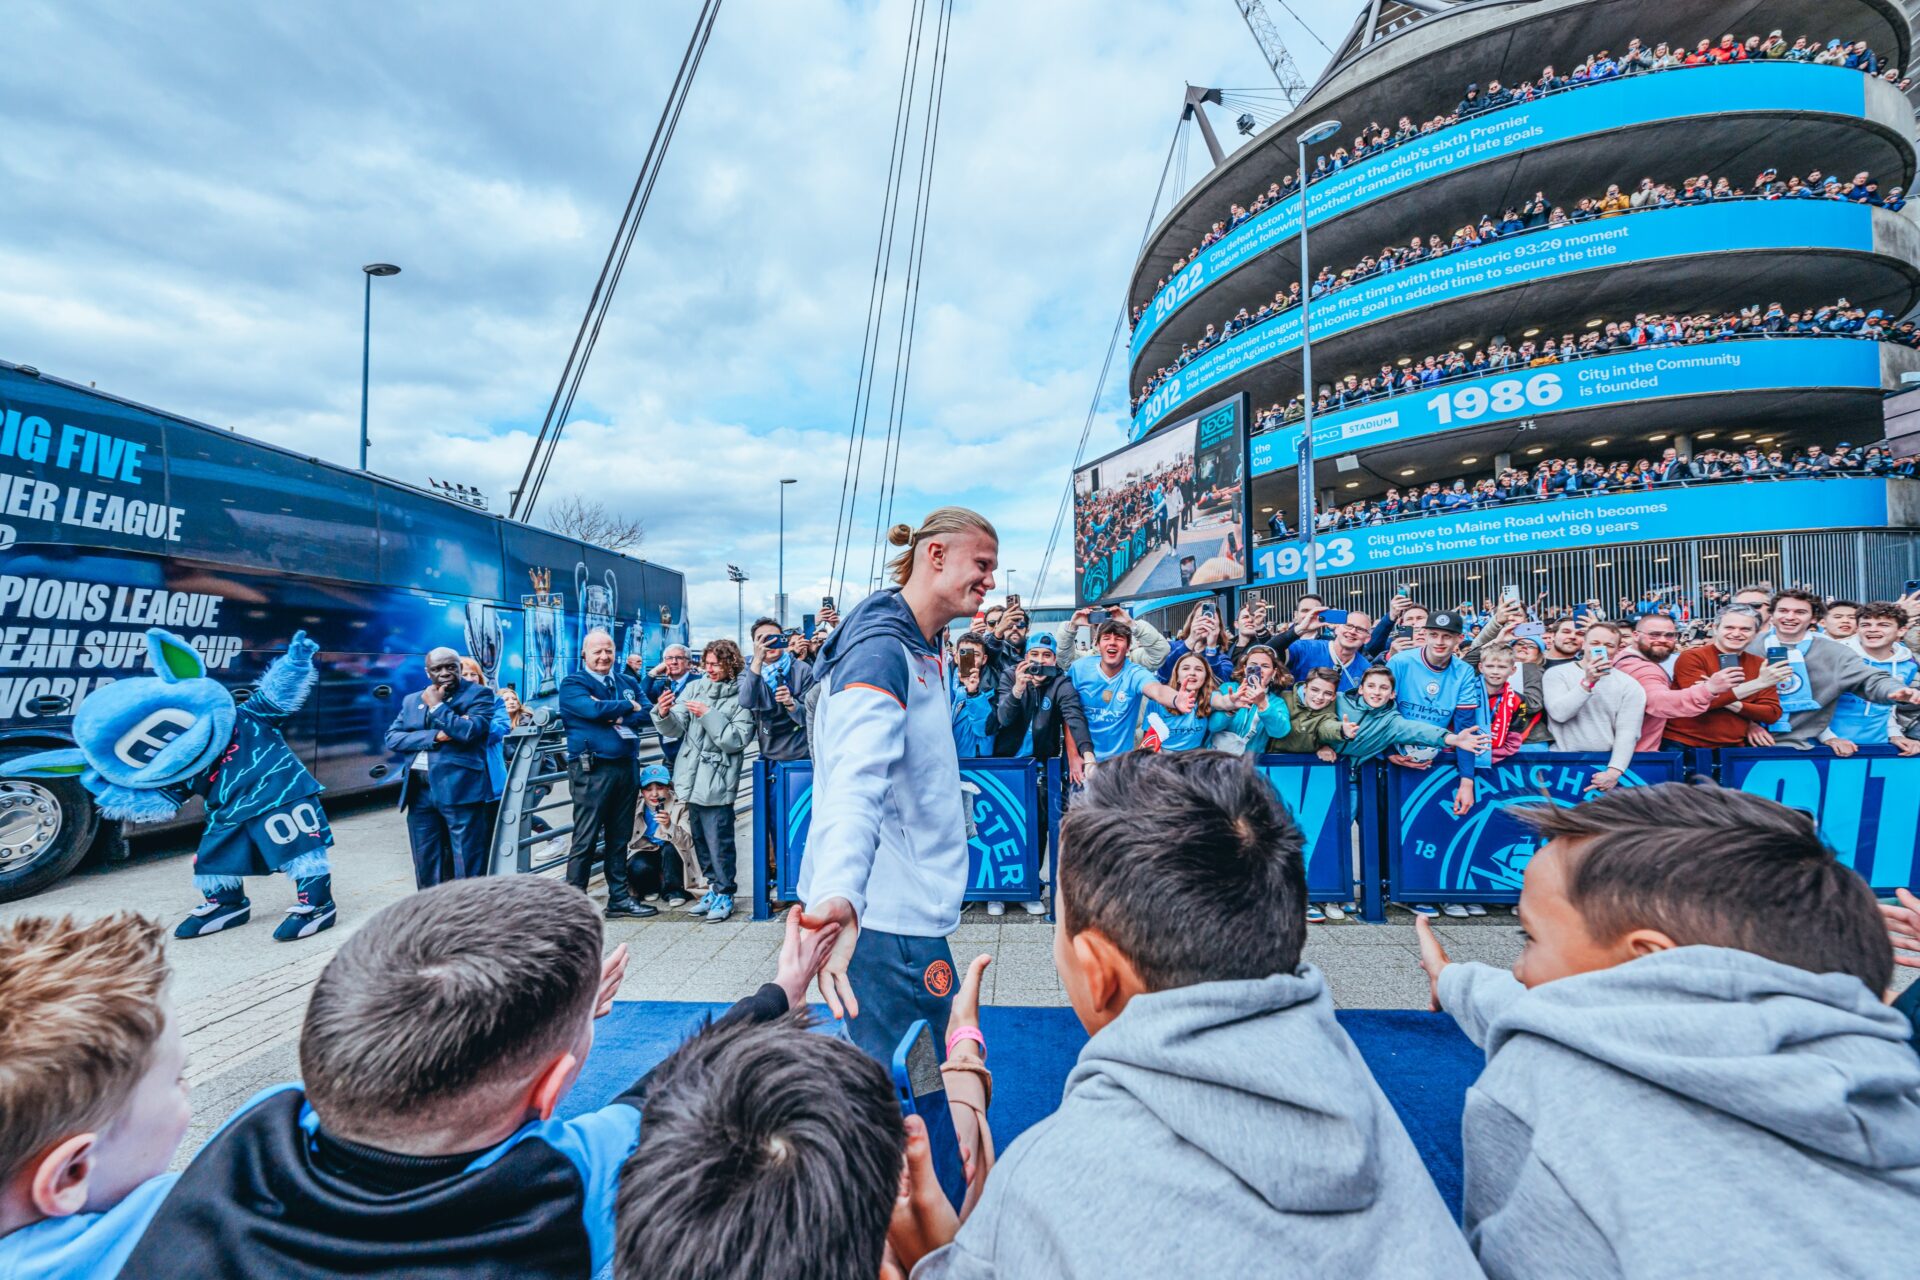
top-left (194, 800), bottom-right (334, 878)
top-left (840, 927), bottom-right (957, 1065)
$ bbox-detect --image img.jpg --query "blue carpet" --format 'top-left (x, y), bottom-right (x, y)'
top-left (568, 1002), bottom-right (1482, 1217)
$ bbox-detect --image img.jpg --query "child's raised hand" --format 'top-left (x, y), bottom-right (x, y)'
top-left (1413, 915), bottom-right (1451, 1012)
top-left (776, 905), bottom-right (841, 1009)
top-left (1881, 886), bottom-right (1920, 970)
top-left (593, 943), bottom-right (630, 1018)
top-left (887, 1114), bottom-right (961, 1269)
top-left (945, 954), bottom-right (992, 1048)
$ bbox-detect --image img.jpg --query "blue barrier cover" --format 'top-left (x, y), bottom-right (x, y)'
top-left (770, 757), bottom-right (1040, 902)
top-left (1251, 339), bottom-right (1884, 476)
top-left (1130, 63), bottom-right (1870, 357)
top-left (1718, 745), bottom-right (1920, 890)
top-left (1381, 752), bottom-right (1687, 903)
top-left (1131, 200), bottom-right (1877, 437)
top-left (1250, 477), bottom-right (1895, 585)
top-left (1254, 755), bottom-right (1353, 898)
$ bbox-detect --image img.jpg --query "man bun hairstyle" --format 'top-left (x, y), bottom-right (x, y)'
top-left (1058, 750), bottom-right (1307, 989)
top-left (0, 913), bottom-right (171, 1188)
top-left (300, 878), bottom-right (603, 1140)
top-left (1515, 781), bottom-right (1891, 992)
top-left (886, 506), bottom-right (998, 586)
top-left (614, 1011), bottom-right (903, 1280)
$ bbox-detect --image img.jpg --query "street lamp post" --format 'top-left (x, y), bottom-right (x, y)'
top-left (727, 564), bottom-right (749, 647)
top-left (1294, 121), bottom-right (1340, 593)
top-left (359, 263), bottom-right (401, 472)
top-left (778, 478), bottom-right (797, 627)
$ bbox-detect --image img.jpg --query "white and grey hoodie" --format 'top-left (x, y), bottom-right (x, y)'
top-left (1441, 946), bottom-right (1920, 1280)
top-left (799, 588), bottom-right (968, 937)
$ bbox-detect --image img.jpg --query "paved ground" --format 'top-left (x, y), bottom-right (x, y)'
top-left (1, 796), bottom-right (1521, 1165)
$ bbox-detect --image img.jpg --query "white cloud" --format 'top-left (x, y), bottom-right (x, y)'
top-left (7, 0), bottom-right (1351, 630)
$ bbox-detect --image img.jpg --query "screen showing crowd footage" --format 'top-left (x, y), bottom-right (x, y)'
top-left (1074, 394), bottom-right (1249, 607)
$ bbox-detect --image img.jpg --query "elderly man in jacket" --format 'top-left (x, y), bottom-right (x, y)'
top-left (384, 647), bottom-right (498, 888)
top-left (560, 628), bottom-right (656, 919)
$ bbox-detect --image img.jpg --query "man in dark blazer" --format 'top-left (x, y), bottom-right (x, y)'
top-left (559, 628), bottom-right (654, 918)
top-left (384, 647), bottom-right (498, 888)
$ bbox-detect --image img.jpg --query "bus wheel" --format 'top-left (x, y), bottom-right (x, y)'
top-left (0, 755), bottom-right (100, 902)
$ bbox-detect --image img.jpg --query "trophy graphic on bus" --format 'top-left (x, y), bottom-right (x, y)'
top-left (576, 565), bottom-right (618, 667)
top-left (522, 568), bottom-right (565, 697)
top-left (463, 601), bottom-right (504, 687)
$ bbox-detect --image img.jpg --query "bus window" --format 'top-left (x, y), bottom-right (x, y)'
top-left (375, 486), bottom-right (504, 601)
top-left (165, 424), bottom-right (379, 581)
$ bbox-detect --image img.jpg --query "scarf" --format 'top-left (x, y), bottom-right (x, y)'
top-left (1485, 680), bottom-right (1527, 752)
top-left (1765, 631), bottom-right (1819, 727)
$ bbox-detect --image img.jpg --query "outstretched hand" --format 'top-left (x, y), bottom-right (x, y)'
top-left (1881, 886), bottom-right (1920, 971)
top-left (593, 943), bottom-right (630, 1018)
top-left (796, 897), bottom-right (861, 1019)
top-left (775, 906), bottom-right (840, 1008)
top-left (1413, 915), bottom-right (1451, 1012)
top-left (288, 629), bottom-right (318, 662)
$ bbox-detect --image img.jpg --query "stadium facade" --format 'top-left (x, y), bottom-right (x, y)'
top-left (1126, 0), bottom-right (1920, 618)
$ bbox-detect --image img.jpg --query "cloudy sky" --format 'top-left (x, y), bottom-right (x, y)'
top-left (7, 0), bottom-right (1350, 627)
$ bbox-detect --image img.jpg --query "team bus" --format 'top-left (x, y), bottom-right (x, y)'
top-left (0, 358), bottom-right (689, 900)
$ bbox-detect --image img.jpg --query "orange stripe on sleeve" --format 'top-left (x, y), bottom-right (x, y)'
top-left (843, 681), bottom-right (907, 709)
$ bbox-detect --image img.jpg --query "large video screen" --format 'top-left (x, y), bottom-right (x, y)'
top-left (1073, 392), bottom-right (1249, 607)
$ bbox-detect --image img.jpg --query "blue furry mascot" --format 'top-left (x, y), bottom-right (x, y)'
top-left (4, 628), bottom-right (338, 941)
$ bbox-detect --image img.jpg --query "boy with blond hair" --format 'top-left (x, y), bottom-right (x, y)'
top-left (0, 913), bottom-right (190, 1279)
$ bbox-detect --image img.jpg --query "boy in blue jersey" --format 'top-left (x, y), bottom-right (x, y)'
top-left (0, 913), bottom-right (189, 1280)
top-left (119, 877), bottom-right (837, 1279)
top-left (1831, 601), bottom-right (1920, 753)
top-left (1386, 610), bottom-right (1492, 820)
top-left (1068, 620), bottom-right (1197, 760)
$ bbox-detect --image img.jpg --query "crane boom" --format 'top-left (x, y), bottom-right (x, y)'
top-left (1232, 0), bottom-right (1309, 105)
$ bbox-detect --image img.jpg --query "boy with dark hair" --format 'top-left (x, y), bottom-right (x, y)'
top-left (1418, 782), bottom-right (1920, 1279)
top-left (613, 1012), bottom-right (904, 1280)
top-left (0, 913), bottom-right (190, 1280)
top-left (906, 750), bottom-right (1477, 1278)
top-left (122, 878), bottom-right (838, 1279)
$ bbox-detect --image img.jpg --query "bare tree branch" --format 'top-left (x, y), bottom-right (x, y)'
top-left (544, 494), bottom-right (645, 552)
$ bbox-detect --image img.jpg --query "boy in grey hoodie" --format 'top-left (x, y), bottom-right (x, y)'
top-left (1417, 781), bottom-right (1920, 1280)
top-left (904, 751), bottom-right (1480, 1279)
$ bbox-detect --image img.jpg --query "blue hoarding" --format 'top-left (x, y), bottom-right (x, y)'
top-left (1719, 747), bottom-right (1920, 890)
top-left (1255, 756), bottom-right (1352, 897)
top-left (1251, 339), bottom-right (1885, 476)
top-left (771, 757), bottom-right (1040, 902)
top-left (1132, 63), bottom-right (1871, 357)
top-left (1383, 753), bottom-right (1687, 902)
top-left (1250, 477), bottom-right (1896, 585)
top-left (1132, 200), bottom-right (1879, 438)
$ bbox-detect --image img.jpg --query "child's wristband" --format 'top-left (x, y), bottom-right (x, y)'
top-left (946, 1026), bottom-right (986, 1060)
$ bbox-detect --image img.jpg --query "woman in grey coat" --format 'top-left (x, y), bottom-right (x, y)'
top-left (651, 638), bottom-right (754, 922)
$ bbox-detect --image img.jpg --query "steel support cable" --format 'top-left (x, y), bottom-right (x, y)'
top-left (829, 0), bottom-right (934, 601)
top-left (1031, 116), bottom-right (1185, 601)
top-left (525, 2), bottom-right (720, 520)
top-left (866, 0), bottom-right (954, 591)
top-left (512, 0), bottom-right (720, 521)
top-left (1270, 0), bottom-right (1335, 54)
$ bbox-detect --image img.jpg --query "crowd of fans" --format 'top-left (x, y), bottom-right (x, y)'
top-left (8, 588), bottom-right (1919, 1278)
top-left (1071, 456), bottom-right (1198, 589)
top-left (1134, 23), bottom-right (1909, 333)
top-left (1261, 444), bottom-right (1920, 540)
top-left (1133, 157), bottom-right (1907, 413)
top-left (1249, 300), bottom-right (1920, 433)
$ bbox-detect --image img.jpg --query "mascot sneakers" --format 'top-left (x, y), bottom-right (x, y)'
top-left (176, 888), bottom-right (252, 939)
top-left (273, 874), bottom-right (337, 941)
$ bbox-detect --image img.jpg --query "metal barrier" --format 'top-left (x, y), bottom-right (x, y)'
top-left (487, 710), bottom-right (671, 878)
